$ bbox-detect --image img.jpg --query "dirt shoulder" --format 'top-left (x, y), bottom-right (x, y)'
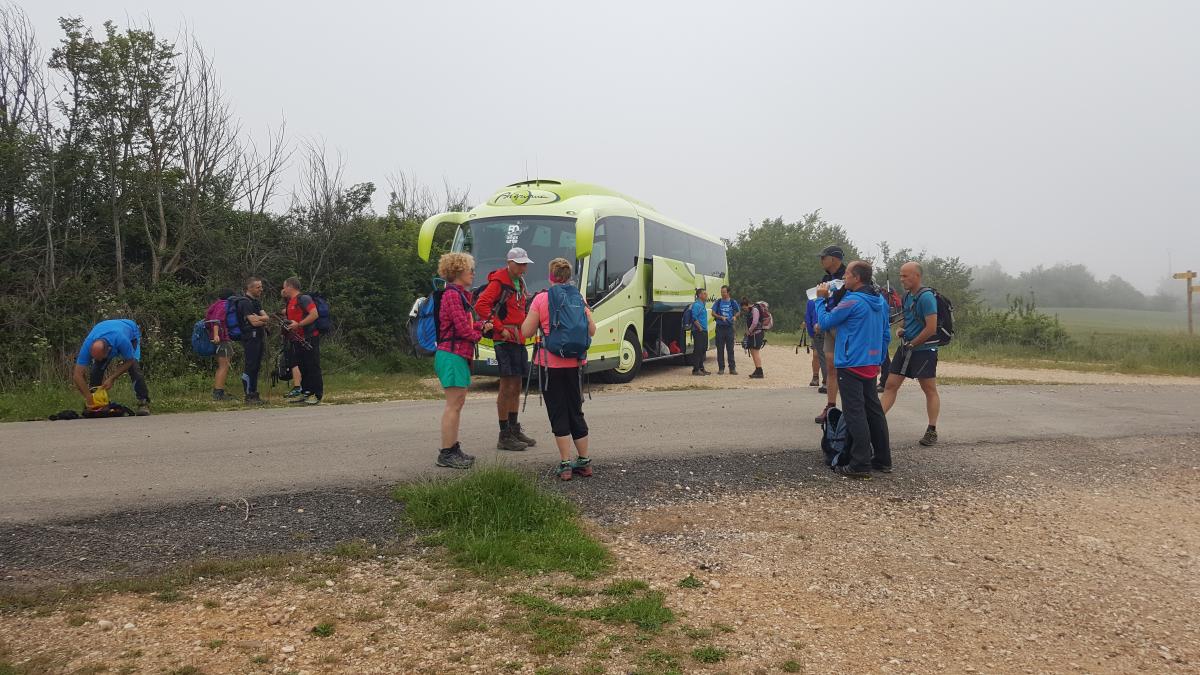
top-left (3, 434), bottom-right (1198, 673)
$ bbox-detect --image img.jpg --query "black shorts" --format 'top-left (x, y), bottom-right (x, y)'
top-left (494, 341), bottom-right (529, 377)
top-left (890, 347), bottom-right (938, 379)
top-left (743, 332), bottom-right (765, 350)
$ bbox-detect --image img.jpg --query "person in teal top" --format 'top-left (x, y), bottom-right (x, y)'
top-left (881, 261), bottom-right (941, 447)
top-left (689, 289), bottom-right (710, 375)
top-left (710, 285), bottom-right (740, 374)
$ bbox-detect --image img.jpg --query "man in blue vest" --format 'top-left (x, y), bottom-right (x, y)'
top-left (710, 285), bottom-right (740, 375)
top-left (689, 288), bottom-right (710, 375)
top-left (72, 318), bottom-right (150, 415)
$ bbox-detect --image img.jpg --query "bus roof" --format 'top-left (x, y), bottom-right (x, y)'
top-left (473, 179), bottom-right (724, 247)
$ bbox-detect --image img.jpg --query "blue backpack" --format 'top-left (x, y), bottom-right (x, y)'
top-left (309, 292), bottom-right (333, 333)
top-left (225, 295), bottom-right (245, 341)
top-left (682, 303), bottom-right (694, 332)
top-left (191, 319), bottom-right (217, 357)
top-left (544, 285), bottom-right (591, 359)
top-left (409, 279), bottom-right (472, 357)
top-left (820, 406), bottom-right (852, 468)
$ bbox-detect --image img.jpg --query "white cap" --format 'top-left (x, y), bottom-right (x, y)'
top-left (506, 247), bottom-right (533, 264)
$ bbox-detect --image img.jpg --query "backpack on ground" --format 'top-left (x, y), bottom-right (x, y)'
top-left (191, 319), bottom-right (217, 357)
top-left (544, 285), bottom-right (591, 359)
top-left (309, 292), bottom-right (333, 333)
top-left (753, 302), bottom-right (774, 331)
top-left (820, 406), bottom-right (852, 468)
top-left (917, 287), bottom-right (955, 346)
top-left (225, 295), bottom-right (246, 341)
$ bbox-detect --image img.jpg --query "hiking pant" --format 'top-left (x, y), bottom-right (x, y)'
top-left (292, 334), bottom-right (324, 400)
top-left (542, 366), bottom-right (588, 439)
top-left (691, 328), bottom-right (708, 372)
top-left (90, 358), bottom-right (149, 402)
top-left (715, 324), bottom-right (736, 372)
top-left (242, 335), bottom-right (264, 395)
top-left (811, 332), bottom-right (829, 383)
top-left (838, 369), bottom-right (891, 471)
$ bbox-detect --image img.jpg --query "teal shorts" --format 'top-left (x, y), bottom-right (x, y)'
top-left (435, 350), bottom-right (471, 389)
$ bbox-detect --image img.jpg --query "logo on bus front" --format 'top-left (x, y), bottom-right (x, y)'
top-left (489, 188), bottom-right (560, 207)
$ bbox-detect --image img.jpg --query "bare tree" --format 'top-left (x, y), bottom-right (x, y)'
top-left (0, 3), bottom-right (46, 233)
top-left (237, 120), bottom-right (292, 275)
top-left (386, 170), bottom-right (470, 223)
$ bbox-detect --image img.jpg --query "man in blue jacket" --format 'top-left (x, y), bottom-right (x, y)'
top-left (816, 261), bottom-right (892, 479)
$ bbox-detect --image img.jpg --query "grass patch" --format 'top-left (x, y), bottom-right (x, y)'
top-left (555, 585), bottom-right (593, 598)
top-left (601, 579), bottom-right (649, 596)
top-left (331, 539), bottom-right (375, 560)
top-left (691, 645), bottom-right (727, 663)
top-left (676, 574), bottom-right (702, 589)
top-left (637, 648), bottom-right (682, 674)
top-left (781, 659), bottom-right (802, 672)
top-left (311, 621), bottom-right (336, 637)
top-left (509, 592), bottom-right (569, 615)
top-left (393, 467), bottom-right (609, 577)
top-left (581, 591), bottom-right (675, 632)
top-left (446, 616), bottom-right (488, 634)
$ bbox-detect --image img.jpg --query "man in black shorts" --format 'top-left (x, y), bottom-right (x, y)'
top-left (881, 261), bottom-right (941, 446)
top-left (476, 247), bottom-right (536, 451)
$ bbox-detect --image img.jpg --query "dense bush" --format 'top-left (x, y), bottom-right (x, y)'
top-left (956, 295), bottom-right (1072, 349)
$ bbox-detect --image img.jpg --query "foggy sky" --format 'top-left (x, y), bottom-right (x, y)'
top-left (24, 1), bottom-right (1200, 293)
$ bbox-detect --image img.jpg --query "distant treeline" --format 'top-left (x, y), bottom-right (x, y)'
top-left (971, 262), bottom-right (1180, 311)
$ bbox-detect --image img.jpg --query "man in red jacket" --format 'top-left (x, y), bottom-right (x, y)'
top-left (475, 247), bottom-right (537, 451)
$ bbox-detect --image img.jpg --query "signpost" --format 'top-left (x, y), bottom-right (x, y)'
top-left (1175, 270), bottom-right (1196, 335)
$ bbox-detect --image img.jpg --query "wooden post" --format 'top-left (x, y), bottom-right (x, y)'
top-left (1175, 271), bottom-right (1197, 335)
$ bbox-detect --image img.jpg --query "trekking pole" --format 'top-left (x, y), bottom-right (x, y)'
top-left (522, 339), bottom-right (538, 412)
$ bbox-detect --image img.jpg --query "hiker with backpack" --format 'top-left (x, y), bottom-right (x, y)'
top-left (881, 261), bottom-right (944, 446)
top-left (740, 297), bottom-right (769, 378)
top-left (814, 245), bottom-right (848, 424)
top-left (519, 258), bottom-right (596, 481)
top-left (229, 276), bottom-right (270, 405)
top-left (688, 288), bottom-right (711, 375)
top-left (434, 252), bottom-right (494, 469)
top-left (72, 318), bottom-right (151, 416)
top-left (205, 289), bottom-right (235, 400)
top-left (281, 277), bottom-right (324, 405)
top-left (815, 261), bottom-right (891, 479)
top-left (475, 247), bottom-right (537, 452)
top-left (711, 285), bottom-right (740, 375)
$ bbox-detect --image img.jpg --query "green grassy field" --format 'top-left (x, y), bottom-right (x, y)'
top-left (1040, 307), bottom-right (1190, 334)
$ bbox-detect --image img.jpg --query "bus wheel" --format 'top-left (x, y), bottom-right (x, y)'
top-left (603, 329), bottom-right (642, 384)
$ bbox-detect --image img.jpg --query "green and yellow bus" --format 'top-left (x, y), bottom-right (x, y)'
top-left (417, 179), bottom-right (727, 382)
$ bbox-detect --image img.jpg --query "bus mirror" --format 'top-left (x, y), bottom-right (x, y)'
top-left (575, 209), bottom-right (596, 259)
top-left (418, 212), bottom-right (468, 262)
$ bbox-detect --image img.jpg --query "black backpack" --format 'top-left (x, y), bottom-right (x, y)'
top-left (917, 288), bottom-right (955, 346)
top-left (820, 407), bottom-right (852, 468)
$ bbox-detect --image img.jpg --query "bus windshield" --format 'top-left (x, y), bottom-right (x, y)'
top-left (452, 216), bottom-right (577, 294)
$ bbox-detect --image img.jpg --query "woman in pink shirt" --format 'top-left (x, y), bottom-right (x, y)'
top-left (434, 253), bottom-right (494, 469)
top-left (521, 258), bottom-right (597, 481)
top-left (205, 289), bottom-right (234, 400)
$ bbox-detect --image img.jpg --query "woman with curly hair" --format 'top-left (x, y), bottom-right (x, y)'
top-left (434, 252), bottom-right (493, 469)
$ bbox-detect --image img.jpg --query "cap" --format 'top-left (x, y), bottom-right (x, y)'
top-left (818, 245), bottom-right (844, 260)
top-left (506, 247), bottom-right (533, 264)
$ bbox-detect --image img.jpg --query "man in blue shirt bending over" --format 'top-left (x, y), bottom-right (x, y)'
top-left (73, 318), bottom-right (151, 415)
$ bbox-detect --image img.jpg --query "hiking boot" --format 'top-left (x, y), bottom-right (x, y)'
top-left (497, 428), bottom-right (528, 452)
top-left (135, 400), bottom-right (151, 416)
top-left (818, 385), bottom-right (828, 394)
top-left (691, 370), bottom-right (709, 376)
top-left (833, 465), bottom-right (872, 480)
top-left (511, 423), bottom-right (537, 447)
top-left (809, 376), bottom-right (820, 387)
top-left (243, 392), bottom-right (265, 406)
top-left (212, 389), bottom-right (226, 401)
top-left (302, 395), bottom-right (321, 406)
top-left (749, 368), bottom-right (764, 379)
top-left (814, 403), bottom-right (833, 424)
top-left (572, 457), bottom-right (593, 478)
top-left (872, 464), bottom-right (893, 474)
top-left (718, 368), bottom-right (725, 375)
top-left (557, 461), bottom-right (574, 481)
top-left (729, 369), bottom-right (737, 375)
top-left (919, 428), bottom-right (938, 447)
top-left (284, 386), bottom-right (304, 399)
top-left (437, 445), bottom-right (474, 470)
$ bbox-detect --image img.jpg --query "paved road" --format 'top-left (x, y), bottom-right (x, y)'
top-left (1, 385), bottom-right (1196, 523)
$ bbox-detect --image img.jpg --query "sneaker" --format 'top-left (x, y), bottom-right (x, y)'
top-left (511, 423), bottom-right (537, 447)
top-left (557, 461), bottom-right (574, 481)
top-left (818, 385), bottom-right (828, 394)
top-left (692, 370), bottom-right (709, 376)
top-left (284, 386), bottom-right (304, 399)
top-left (212, 389), bottom-right (226, 401)
top-left (135, 400), bottom-right (151, 416)
top-left (303, 395), bottom-right (321, 406)
top-left (497, 428), bottom-right (528, 452)
top-left (814, 403), bottom-right (833, 424)
top-left (872, 464), bottom-right (893, 474)
top-left (919, 428), bottom-right (938, 447)
top-left (809, 376), bottom-right (820, 387)
top-left (437, 446), bottom-right (474, 469)
top-left (749, 369), bottom-right (764, 379)
top-left (833, 465), bottom-right (872, 480)
top-left (289, 392), bottom-right (312, 404)
top-left (572, 457), bottom-right (593, 478)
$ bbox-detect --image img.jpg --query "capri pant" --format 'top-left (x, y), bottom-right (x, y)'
top-left (542, 366), bottom-right (588, 440)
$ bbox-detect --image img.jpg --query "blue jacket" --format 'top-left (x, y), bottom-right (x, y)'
top-left (804, 299), bottom-right (819, 337)
top-left (815, 288), bottom-right (890, 368)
